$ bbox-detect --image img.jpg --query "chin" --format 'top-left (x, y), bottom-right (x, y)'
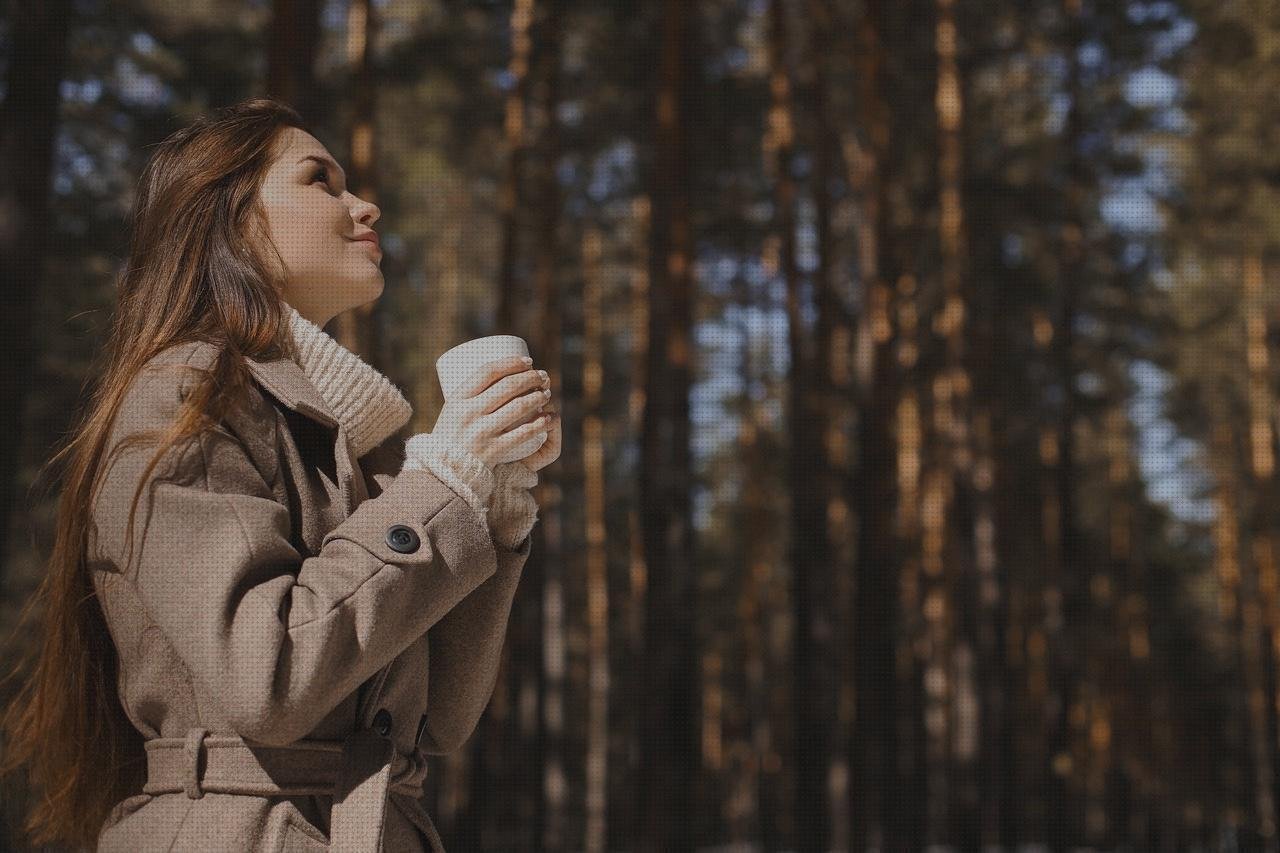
top-left (357, 274), bottom-right (385, 307)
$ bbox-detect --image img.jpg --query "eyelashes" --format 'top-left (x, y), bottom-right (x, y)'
top-left (313, 167), bottom-right (339, 194)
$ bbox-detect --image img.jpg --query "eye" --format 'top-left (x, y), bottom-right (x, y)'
top-left (312, 166), bottom-right (331, 187)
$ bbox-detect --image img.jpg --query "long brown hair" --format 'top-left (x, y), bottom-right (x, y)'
top-left (0, 98), bottom-right (312, 849)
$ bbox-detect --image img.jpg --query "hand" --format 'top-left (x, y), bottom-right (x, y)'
top-left (430, 356), bottom-right (552, 468)
top-left (522, 400), bottom-right (560, 473)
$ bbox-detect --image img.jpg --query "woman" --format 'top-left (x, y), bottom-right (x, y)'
top-left (0, 98), bottom-right (561, 852)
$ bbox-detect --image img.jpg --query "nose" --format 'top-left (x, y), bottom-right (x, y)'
top-left (351, 194), bottom-right (380, 227)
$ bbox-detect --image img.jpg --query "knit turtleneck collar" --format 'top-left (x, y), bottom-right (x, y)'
top-left (283, 303), bottom-right (414, 458)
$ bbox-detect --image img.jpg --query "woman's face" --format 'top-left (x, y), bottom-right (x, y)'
top-left (256, 127), bottom-right (383, 328)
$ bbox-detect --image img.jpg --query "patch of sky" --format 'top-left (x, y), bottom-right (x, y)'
top-left (60, 79), bottom-right (100, 104)
top-left (1154, 107), bottom-right (1191, 134)
top-left (800, 293), bottom-right (817, 329)
top-left (72, 153), bottom-right (96, 179)
top-left (558, 100), bottom-right (583, 128)
top-left (492, 69), bottom-right (515, 93)
top-left (792, 152), bottom-right (811, 180)
top-left (1153, 18), bottom-right (1197, 61)
top-left (1040, 53), bottom-right (1068, 85)
top-left (1074, 313), bottom-right (1103, 340)
top-left (769, 276), bottom-right (787, 311)
top-left (1129, 359), bottom-right (1211, 522)
top-left (693, 486), bottom-right (712, 531)
top-left (1045, 91), bottom-right (1070, 135)
top-left (1141, 419), bottom-right (1212, 520)
top-left (1003, 232), bottom-right (1025, 265)
top-left (1078, 40), bottom-right (1105, 70)
top-left (708, 45), bottom-right (750, 79)
top-left (1138, 145), bottom-right (1180, 196)
top-left (115, 56), bottom-right (169, 107)
top-left (1101, 183), bottom-right (1162, 234)
top-left (701, 253), bottom-right (735, 299)
top-left (588, 140), bottom-right (635, 202)
top-left (131, 31), bottom-right (158, 54)
top-left (715, 255), bottom-right (740, 285)
top-left (322, 0), bottom-right (345, 30)
top-left (1125, 66), bottom-right (1179, 109)
top-left (1076, 370), bottom-right (1104, 398)
top-left (1123, 241), bottom-right (1147, 270)
top-left (796, 218), bottom-right (818, 275)
top-left (691, 371), bottom-right (741, 464)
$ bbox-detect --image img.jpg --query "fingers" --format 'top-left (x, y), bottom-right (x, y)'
top-left (475, 367), bottom-right (548, 416)
top-left (482, 385), bottom-right (550, 436)
top-left (524, 412), bottom-right (561, 471)
top-left (497, 408), bottom-right (553, 452)
top-left (461, 356), bottom-right (534, 399)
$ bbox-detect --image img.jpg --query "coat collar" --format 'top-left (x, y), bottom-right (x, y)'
top-left (246, 352), bottom-right (372, 515)
top-left (244, 354), bottom-right (341, 431)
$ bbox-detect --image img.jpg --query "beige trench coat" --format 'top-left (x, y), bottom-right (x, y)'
top-left (88, 340), bottom-right (531, 852)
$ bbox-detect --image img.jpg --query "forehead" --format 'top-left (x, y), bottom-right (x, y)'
top-left (273, 128), bottom-right (337, 169)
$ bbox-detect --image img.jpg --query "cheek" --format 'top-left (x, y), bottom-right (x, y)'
top-left (271, 210), bottom-right (335, 264)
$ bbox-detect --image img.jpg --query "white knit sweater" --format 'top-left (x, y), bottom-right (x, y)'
top-left (285, 303), bottom-right (539, 549)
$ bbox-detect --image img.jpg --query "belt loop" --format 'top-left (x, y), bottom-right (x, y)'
top-left (183, 728), bottom-right (209, 799)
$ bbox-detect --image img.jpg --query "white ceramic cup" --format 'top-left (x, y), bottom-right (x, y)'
top-left (436, 335), bottom-right (549, 465)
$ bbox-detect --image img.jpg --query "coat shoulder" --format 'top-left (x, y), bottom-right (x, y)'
top-left (115, 340), bottom-right (278, 438)
top-left (103, 340), bottom-right (282, 490)
top-left (90, 341), bottom-right (283, 566)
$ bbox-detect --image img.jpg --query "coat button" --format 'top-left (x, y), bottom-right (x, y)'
top-left (372, 708), bottom-right (393, 737)
top-left (415, 713), bottom-right (429, 748)
top-left (385, 524), bottom-right (420, 554)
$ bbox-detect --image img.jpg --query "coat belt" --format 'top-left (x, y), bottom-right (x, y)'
top-left (143, 728), bottom-right (428, 852)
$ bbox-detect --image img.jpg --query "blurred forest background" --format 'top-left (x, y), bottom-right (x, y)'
top-left (0, 0), bottom-right (1276, 850)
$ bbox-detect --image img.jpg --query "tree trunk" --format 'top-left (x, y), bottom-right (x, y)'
top-left (636, 1), bottom-right (699, 849)
top-left (764, 0), bottom-right (834, 849)
top-left (847, 0), bottom-right (905, 848)
top-left (266, 0), bottom-right (322, 122)
top-left (579, 225), bottom-right (610, 853)
top-left (0, 0), bottom-right (71, 579)
top-left (496, 0), bottom-right (537, 335)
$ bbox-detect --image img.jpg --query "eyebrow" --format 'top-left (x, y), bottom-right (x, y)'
top-left (298, 154), bottom-right (347, 187)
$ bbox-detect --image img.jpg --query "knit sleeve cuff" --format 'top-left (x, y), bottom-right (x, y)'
top-left (402, 433), bottom-right (496, 523)
top-left (488, 461), bottom-right (540, 551)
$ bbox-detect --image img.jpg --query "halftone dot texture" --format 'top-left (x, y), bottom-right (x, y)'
top-left (284, 302), bottom-right (414, 457)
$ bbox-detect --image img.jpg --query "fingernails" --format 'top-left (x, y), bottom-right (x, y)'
top-left (538, 369), bottom-right (548, 381)
top-left (521, 356), bottom-right (533, 365)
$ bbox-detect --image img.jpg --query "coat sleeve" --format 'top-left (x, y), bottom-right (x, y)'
top-left (417, 529), bottom-right (532, 753)
top-left (92, 365), bottom-right (500, 747)
top-left (359, 425), bottom-right (410, 498)
top-left (413, 460), bottom-right (537, 753)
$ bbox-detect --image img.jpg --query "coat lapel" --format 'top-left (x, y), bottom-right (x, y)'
top-left (245, 355), bottom-right (368, 516)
